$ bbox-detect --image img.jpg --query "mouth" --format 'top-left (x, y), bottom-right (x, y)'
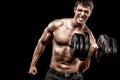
top-left (77, 17), bottom-right (84, 22)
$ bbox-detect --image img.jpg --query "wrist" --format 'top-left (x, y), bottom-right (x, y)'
top-left (31, 62), bottom-right (36, 66)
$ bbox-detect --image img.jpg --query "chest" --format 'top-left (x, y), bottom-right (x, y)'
top-left (53, 26), bottom-right (83, 45)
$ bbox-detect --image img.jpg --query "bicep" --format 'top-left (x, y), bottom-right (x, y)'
top-left (85, 30), bottom-right (98, 58)
top-left (84, 26), bottom-right (97, 46)
top-left (84, 26), bottom-right (97, 49)
top-left (39, 27), bottom-right (53, 45)
top-left (89, 32), bottom-right (98, 50)
top-left (89, 32), bottom-right (96, 46)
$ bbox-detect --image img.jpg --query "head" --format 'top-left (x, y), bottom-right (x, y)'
top-left (73, 0), bottom-right (94, 24)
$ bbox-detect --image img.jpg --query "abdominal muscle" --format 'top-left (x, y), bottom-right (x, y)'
top-left (50, 45), bottom-right (83, 73)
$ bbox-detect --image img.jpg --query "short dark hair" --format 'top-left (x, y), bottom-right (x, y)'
top-left (74, 0), bottom-right (94, 10)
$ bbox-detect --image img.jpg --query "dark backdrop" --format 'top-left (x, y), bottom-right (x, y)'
top-left (13, 0), bottom-right (120, 80)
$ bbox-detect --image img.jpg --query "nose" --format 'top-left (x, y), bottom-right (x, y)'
top-left (80, 11), bottom-right (85, 16)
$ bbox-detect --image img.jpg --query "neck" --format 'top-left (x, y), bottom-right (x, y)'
top-left (71, 19), bottom-right (85, 29)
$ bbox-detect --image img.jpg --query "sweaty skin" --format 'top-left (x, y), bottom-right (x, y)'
top-left (48, 18), bottom-right (97, 73)
top-left (29, 3), bottom-right (98, 76)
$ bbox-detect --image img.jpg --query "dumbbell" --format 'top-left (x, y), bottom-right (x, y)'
top-left (95, 34), bottom-right (117, 63)
top-left (69, 32), bottom-right (117, 62)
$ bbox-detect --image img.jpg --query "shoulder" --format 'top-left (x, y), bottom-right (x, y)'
top-left (84, 25), bottom-right (97, 44)
top-left (84, 25), bottom-right (93, 37)
top-left (46, 19), bottom-right (63, 31)
top-left (47, 18), bottom-right (71, 31)
top-left (84, 25), bottom-right (91, 33)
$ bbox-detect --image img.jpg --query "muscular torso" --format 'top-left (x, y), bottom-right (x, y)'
top-left (49, 18), bottom-right (89, 73)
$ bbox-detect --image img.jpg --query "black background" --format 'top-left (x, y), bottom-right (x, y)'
top-left (6, 0), bottom-right (119, 80)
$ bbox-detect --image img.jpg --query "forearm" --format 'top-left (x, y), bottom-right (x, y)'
top-left (31, 42), bottom-right (46, 66)
top-left (80, 44), bottom-right (98, 73)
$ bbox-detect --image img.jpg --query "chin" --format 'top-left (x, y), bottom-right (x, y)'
top-left (77, 20), bottom-right (84, 24)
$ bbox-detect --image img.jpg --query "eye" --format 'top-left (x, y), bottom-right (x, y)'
top-left (84, 10), bottom-right (89, 14)
top-left (78, 9), bottom-right (82, 12)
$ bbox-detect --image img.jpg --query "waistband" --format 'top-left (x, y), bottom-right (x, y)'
top-left (48, 67), bottom-right (80, 77)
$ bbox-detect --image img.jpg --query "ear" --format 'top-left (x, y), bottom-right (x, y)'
top-left (89, 10), bottom-right (93, 16)
top-left (74, 7), bottom-right (77, 13)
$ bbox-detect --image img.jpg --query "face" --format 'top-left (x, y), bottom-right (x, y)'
top-left (74, 4), bottom-right (92, 24)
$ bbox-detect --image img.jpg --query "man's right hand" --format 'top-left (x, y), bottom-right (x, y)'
top-left (28, 66), bottom-right (37, 76)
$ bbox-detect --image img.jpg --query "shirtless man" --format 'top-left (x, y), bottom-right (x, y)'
top-left (29, 0), bottom-right (98, 80)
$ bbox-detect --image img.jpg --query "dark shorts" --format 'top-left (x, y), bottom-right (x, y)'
top-left (44, 67), bottom-right (83, 80)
